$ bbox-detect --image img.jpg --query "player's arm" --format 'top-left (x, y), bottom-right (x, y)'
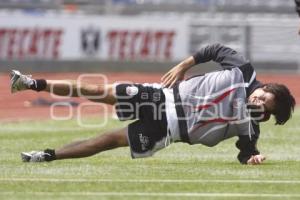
top-left (236, 135), bottom-right (266, 165)
top-left (247, 154), bottom-right (266, 165)
top-left (161, 43), bottom-right (248, 88)
top-left (161, 55), bottom-right (195, 88)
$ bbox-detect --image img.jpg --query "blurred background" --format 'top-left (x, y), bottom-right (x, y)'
top-left (0, 0), bottom-right (299, 121)
top-left (0, 0), bottom-right (299, 72)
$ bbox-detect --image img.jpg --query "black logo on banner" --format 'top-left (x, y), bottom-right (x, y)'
top-left (81, 27), bottom-right (100, 56)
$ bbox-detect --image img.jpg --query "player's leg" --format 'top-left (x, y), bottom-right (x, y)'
top-left (21, 127), bottom-right (128, 162)
top-left (45, 80), bottom-right (116, 104)
top-left (10, 70), bottom-right (116, 105)
top-left (55, 127), bottom-right (128, 159)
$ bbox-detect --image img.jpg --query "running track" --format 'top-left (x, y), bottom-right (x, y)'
top-left (0, 72), bottom-right (299, 122)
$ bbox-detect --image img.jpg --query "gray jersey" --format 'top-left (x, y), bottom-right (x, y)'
top-left (163, 43), bottom-right (261, 164)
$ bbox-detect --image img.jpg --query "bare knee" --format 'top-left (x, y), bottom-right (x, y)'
top-left (85, 84), bottom-right (117, 104)
top-left (102, 84), bottom-right (117, 104)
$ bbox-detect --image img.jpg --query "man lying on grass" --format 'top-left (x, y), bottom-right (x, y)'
top-left (11, 43), bottom-right (295, 165)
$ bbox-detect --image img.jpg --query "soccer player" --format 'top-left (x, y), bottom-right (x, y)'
top-left (11, 43), bottom-right (295, 165)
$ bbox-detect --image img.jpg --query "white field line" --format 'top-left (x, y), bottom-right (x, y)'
top-left (0, 127), bottom-right (102, 132)
top-left (1, 178), bottom-right (300, 184)
top-left (1, 127), bottom-right (300, 132)
top-left (0, 191), bottom-right (300, 197)
top-left (4, 125), bottom-right (300, 133)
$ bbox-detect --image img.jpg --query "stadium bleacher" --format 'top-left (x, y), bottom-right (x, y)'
top-left (0, 0), bottom-right (296, 14)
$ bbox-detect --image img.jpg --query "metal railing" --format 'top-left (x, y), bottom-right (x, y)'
top-left (0, 0), bottom-right (296, 15)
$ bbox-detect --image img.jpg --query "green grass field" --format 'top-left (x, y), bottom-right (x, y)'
top-left (1, 111), bottom-right (300, 200)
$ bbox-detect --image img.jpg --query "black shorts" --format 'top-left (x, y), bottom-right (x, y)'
top-left (115, 83), bottom-right (169, 158)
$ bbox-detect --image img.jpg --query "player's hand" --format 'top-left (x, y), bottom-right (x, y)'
top-left (247, 154), bottom-right (266, 165)
top-left (161, 64), bottom-right (186, 88)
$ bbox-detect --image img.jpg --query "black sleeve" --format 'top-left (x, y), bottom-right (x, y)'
top-left (192, 43), bottom-right (249, 68)
top-left (235, 123), bottom-right (260, 164)
top-left (237, 63), bottom-right (255, 84)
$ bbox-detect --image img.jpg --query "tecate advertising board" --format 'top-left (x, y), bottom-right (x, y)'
top-left (0, 14), bottom-right (189, 61)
